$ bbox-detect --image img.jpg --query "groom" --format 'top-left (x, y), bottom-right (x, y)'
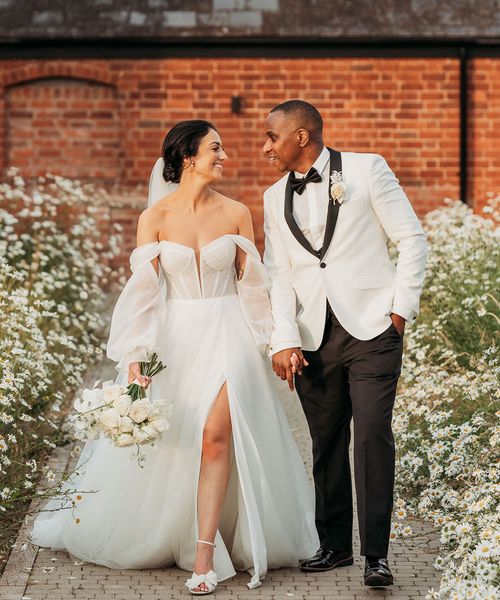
top-left (262, 100), bottom-right (427, 587)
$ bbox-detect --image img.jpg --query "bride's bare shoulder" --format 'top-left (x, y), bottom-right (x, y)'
top-left (139, 192), bottom-right (176, 220)
top-left (137, 206), bottom-right (161, 237)
top-left (138, 205), bottom-right (157, 223)
top-left (215, 193), bottom-right (253, 239)
top-left (216, 193), bottom-right (251, 219)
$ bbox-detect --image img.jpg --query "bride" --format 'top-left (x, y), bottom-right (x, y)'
top-left (31, 120), bottom-right (318, 594)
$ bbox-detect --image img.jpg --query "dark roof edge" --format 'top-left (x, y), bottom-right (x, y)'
top-left (0, 37), bottom-right (499, 60)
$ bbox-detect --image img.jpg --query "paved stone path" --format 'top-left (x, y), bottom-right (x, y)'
top-left (1, 358), bottom-right (441, 600)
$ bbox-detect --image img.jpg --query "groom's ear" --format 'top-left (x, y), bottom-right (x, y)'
top-left (297, 128), bottom-right (310, 148)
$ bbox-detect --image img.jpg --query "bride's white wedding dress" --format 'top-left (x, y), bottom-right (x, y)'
top-left (31, 233), bottom-right (318, 589)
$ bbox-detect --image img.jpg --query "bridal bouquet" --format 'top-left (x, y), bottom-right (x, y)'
top-left (71, 355), bottom-right (171, 464)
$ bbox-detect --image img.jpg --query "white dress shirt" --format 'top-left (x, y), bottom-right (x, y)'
top-left (292, 146), bottom-right (330, 251)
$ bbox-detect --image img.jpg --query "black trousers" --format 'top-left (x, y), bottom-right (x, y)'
top-left (295, 302), bottom-right (403, 558)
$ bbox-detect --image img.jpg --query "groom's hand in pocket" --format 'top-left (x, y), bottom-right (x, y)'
top-left (390, 312), bottom-right (406, 336)
top-left (272, 348), bottom-right (308, 391)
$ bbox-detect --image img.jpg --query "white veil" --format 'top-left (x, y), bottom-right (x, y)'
top-left (145, 157), bottom-right (176, 324)
top-left (147, 157), bottom-right (178, 207)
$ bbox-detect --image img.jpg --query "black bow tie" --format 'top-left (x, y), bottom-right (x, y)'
top-left (289, 167), bottom-right (323, 195)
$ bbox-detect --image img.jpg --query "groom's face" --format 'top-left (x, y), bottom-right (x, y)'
top-left (263, 110), bottom-right (302, 173)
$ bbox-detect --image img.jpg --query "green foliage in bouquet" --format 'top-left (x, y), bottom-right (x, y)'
top-left (127, 353), bottom-right (167, 401)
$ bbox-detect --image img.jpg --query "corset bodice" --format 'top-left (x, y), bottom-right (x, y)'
top-left (107, 233), bottom-right (272, 366)
top-left (159, 235), bottom-right (238, 300)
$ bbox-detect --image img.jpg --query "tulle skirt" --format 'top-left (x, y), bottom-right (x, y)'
top-left (31, 294), bottom-right (318, 588)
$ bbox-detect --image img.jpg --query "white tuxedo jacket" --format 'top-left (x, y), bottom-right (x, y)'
top-left (263, 150), bottom-right (428, 353)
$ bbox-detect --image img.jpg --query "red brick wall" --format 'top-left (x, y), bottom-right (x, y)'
top-left (469, 58), bottom-right (500, 212)
top-left (0, 57), bottom-right (497, 260)
top-left (6, 78), bottom-right (120, 181)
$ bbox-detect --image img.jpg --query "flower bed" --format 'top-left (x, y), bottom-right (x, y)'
top-left (0, 170), bottom-right (122, 569)
top-left (393, 199), bottom-right (499, 599)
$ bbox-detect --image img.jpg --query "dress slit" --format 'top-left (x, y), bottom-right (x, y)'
top-left (192, 376), bottom-right (264, 588)
top-left (192, 376), bottom-right (237, 583)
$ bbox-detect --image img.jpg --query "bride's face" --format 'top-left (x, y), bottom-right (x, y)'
top-left (187, 129), bottom-right (228, 182)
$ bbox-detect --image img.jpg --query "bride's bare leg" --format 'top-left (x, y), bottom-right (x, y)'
top-left (193, 383), bottom-right (231, 592)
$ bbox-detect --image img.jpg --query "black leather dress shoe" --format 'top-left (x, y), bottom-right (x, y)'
top-left (364, 557), bottom-right (394, 587)
top-left (300, 547), bottom-right (353, 572)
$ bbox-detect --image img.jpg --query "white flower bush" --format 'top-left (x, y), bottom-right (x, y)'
top-left (0, 169), bottom-right (122, 563)
top-left (393, 198), bottom-right (499, 599)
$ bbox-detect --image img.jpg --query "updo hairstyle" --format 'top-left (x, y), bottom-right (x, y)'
top-left (161, 120), bottom-right (217, 183)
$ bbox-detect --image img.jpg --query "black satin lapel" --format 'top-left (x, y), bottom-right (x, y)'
top-left (284, 173), bottom-right (319, 258)
top-left (320, 148), bottom-right (342, 260)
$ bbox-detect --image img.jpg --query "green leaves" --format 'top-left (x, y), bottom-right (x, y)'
top-left (126, 353), bottom-right (166, 401)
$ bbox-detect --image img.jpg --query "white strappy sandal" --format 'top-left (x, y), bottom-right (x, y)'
top-left (185, 540), bottom-right (218, 596)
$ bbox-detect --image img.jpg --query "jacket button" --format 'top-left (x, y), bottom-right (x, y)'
top-left (320, 262), bottom-right (326, 268)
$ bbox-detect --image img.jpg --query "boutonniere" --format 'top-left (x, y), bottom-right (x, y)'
top-left (330, 171), bottom-right (346, 205)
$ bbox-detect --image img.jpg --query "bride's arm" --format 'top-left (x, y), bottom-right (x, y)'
top-left (137, 208), bottom-right (160, 273)
top-left (126, 209), bottom-right (161, 387)
top-left (107, 209), bottom-right (163, 385)
top-left (232, 203), bottom-right (272, 355)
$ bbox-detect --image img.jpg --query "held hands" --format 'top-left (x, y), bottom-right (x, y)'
top-left (127, 362), bottom-right (151, 389)
top-left (271, 348), bottom-right (309, 392)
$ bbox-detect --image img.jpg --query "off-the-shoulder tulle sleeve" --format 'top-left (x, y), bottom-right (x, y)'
top-left (107, 242), bottom-right (166, 371)
top-left (230, 235), bottom-right (273, 356)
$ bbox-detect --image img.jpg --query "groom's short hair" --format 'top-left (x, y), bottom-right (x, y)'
top-left (270, 100), bottom-right (323, 140)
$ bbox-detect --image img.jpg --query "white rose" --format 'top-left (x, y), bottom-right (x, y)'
top-left (138, 424), bottom-right (158, 443)
top-left (150, 399), bottom-right (172, 418)
top-left (113, 394), bottom-right (132, 415)
top-left (102, 383), bottom-right (123, 403)
top-left (99, 408), bottom-right (121, 431)
top-left (330, 181), bottom-right (346, 203)
top-left (78, 388), bottom-right (103, 411)
top-left (72, 416), bottom-right (87, 431)
top-left (129, 400), bottom-right (152, 424)
top-left (119, 416), bottom-right (134, 433)
top-left (115, 433), bottom-right (135, 448)
top-left (73, 397), bottom-right (86, 413)
top-left (132, 426), bottom-right (151, 445)
top-left (151, 417), bottom-right (170, 433)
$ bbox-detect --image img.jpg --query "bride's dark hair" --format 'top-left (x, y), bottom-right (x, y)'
top-left (161, 120), bottom-right (217, 183)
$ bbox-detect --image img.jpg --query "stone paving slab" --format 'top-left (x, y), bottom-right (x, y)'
top-left (1, 357), bottom-right (441, 600)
